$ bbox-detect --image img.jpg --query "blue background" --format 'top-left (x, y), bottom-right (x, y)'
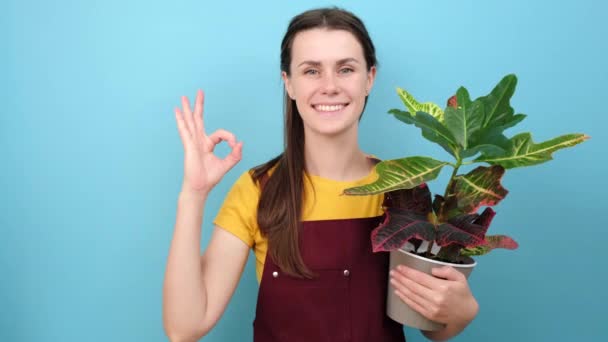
top-left (2, 0), bottom-right (606, 341)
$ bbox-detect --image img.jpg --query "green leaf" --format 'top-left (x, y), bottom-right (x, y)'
top-left (477, 74), bottom-right (518, 129)
top-left (444, 87), bottom-right (484, 150)
top-left (458, 74), bottom-right (524, 155)
top-left (473, 133), bottom-right (590, 169)
top-left (343, 157), bottom-right (449, 195)
top-left (451, 165), bottom-right (508, 214)
top-left (457, 73), bottom-right (526, 156)
top-left (460, 142), bottom-right (507, 159)
top-left (495, 113), bottom-right (527, 131)
top-left (396, 87), bottom-right (445, 122)
top-left (466, 114), bottom-right (527, 153)
top-left (389, 109), bottom-right (459, 156)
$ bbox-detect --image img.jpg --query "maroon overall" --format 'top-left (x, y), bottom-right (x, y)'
top-left (253, 216), bottom-right (405, 341)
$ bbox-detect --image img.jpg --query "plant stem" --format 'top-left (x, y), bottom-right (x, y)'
top-left (438, 152), bottom-right (462, 222)
top-left (443, 164), bottom-right (461, 199)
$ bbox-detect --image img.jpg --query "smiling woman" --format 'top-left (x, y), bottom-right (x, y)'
top-left (162, 7), bottom-right (478, 342)
top-left (283, 29), bottom-right (376, 137)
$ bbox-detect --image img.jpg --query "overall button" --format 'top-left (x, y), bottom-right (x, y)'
top-left (272, 271), bottom-right (279, 278)
top-left (343, 269), bottom-right (350, 277)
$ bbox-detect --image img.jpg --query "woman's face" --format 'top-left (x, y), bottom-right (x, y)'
top-left (282, 28), bottom-right (376, 138)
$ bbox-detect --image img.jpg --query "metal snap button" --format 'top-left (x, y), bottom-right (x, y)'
top-left (272, 271), bottom-right (278, 278)
top-left (343, 269), bottom-right (350, 277)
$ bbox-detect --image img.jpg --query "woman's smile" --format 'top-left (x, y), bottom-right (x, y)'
top-left (312, 103), bottom-right (350, 115)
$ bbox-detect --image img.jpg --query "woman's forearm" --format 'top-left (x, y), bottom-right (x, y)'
top-left (163, 190), bottom-right (209, 341)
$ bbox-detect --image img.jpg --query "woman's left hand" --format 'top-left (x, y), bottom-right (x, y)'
top-left (389, 265), bottom-right (479, 326)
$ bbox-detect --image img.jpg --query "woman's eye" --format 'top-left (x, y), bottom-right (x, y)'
top-left (305, 69), bottom-right (319, 75)
top-left (339, 67), bottom-right (354, 74)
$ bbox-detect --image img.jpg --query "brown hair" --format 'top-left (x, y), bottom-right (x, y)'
top-left (251, 7), bottom-right (378, 278)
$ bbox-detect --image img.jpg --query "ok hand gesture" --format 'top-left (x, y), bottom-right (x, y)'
top-left (174, 90), bottom-right (243, 195)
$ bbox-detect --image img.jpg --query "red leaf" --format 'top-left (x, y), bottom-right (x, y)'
top-left (447, 95), bottom-right (458, 108)
top-left (434, 208), bottom-right (495, 247)
top-left (371, 208), bottom-right (436, 252)
top-left (436, 219), bottom-right (484, 248)
top-left (383, 183), bottom-right (432, 215)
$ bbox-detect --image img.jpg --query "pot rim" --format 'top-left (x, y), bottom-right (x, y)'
top-left (397, 248), bottom-right (477, 268)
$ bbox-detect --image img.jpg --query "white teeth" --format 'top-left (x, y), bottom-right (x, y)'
top-left (315, 104), bottom-right (345, 112)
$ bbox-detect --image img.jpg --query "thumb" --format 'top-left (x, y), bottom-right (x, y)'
top-left (431, 266), bottom-right (465, 281)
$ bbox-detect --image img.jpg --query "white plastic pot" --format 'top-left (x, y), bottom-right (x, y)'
top-left (386, 248), bottom-right (476, 331)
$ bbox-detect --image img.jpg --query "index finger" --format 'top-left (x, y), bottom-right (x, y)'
top-left (194, 89), bottom-right (206, 136)
top-left (396, 265), bottom-right (447, 290)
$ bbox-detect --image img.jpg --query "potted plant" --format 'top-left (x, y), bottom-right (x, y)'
top-left (343, 74), bottom-right (589, 331)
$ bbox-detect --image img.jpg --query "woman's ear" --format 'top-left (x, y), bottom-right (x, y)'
top-left (281, 71), bottom-right (295, 100)
top-left (366, 66), bottom-right (377, 95)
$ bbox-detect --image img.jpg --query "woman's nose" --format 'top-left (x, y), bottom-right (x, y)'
top-left (320, 73), bottom-right (339, 94)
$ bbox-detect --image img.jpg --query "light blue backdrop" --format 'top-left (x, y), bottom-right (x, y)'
top-left (2, 0), bottom-right (606, 341)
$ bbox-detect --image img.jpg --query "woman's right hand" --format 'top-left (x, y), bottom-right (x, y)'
top-left (174, 89), bottom-right (243, 196)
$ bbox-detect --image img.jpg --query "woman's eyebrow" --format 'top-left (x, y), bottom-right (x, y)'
top-left (336, 58), bottom-right (360, 65)
top-left (297, 60), bottom-right (322, 68)
top-left (297, 58), bottom-right (361, 68)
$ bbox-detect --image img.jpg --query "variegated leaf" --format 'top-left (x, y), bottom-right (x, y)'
top-left (459, 245), bottom-right (490, 257)
top-left (447, 207), bottom-right (495, 240)
top-left (396, 87), bottom-right (445, 122)
top-left (452, 165), bottom-right (508, 214)
top-left (436, 219), bottom-right (484, 248)
top-left (433, 194), bottom-right (464, 221)
top-left (371, 208), bottom-right (436, 252)
top-left (473, 133), bottom-right (590, 169)
top-left (435, 208), bottom-right (495, 249)
top-left (436, 208), bottom-right (496, 260)
top-left (460, 234), bottom-right (519, 256)
top-left (484, 235), bottom-right (518, 249)
top-left (343, 157), bottom-right (449, 195)
top-left (384, 183), bottom-right (433, 215)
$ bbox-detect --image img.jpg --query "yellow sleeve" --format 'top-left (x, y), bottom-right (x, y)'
top-left (213, 170), bottom-right (259, 248)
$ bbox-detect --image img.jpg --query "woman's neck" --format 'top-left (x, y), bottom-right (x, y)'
top-left (303, 130), bottom-right (373, 181)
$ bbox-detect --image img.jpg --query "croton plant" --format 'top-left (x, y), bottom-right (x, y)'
top-left (344, 74), bottom-right (589, 263)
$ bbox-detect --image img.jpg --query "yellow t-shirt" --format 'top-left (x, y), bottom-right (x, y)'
top-left (213, 167), bottom-right (384, 283)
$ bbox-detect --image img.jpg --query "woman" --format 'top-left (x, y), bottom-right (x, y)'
top-left (163, 7), bottom-right (478, 342)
